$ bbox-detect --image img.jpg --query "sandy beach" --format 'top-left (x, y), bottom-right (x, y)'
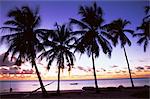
top-left (0, 86), bottom-right (149, 99)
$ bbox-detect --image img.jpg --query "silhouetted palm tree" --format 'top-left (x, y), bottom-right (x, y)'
top-left (0, 6), bottom-right (48, 96)
top-left (134, 6), bottom-right (150, 52)
top-left (70, 2), bottom-right (112, 93)
top-left (39, 23), bottom-right (75, 95)
top-left (103, 18), bottom-right (135, 87)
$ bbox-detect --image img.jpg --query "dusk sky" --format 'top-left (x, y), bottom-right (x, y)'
top-left (0, 0), bottom-right (149, 80)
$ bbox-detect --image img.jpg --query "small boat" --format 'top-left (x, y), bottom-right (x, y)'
top-left (70, 83), bottom-right (78, 85)
top-left (32, 84), bottom-right (38, 86)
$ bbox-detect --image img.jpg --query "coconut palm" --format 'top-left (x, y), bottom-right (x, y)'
top-left (134, 6), bottom-right (150, 52)
top-left (70, 2), bottom-right (112, 93)
top-left (0, 6), bottom-right (48, 96)
top-left (39, 23), bottom-right (75, 95)
top-left (103, 18), bottom-right (135, 87)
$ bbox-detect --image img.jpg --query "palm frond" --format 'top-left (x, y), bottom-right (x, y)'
top-left (79, 6), bottom-right (86, 17)
top-left (145, 6), bottom-right (150, 15)
top-left (133, 33), bottom-right (144, 37)
top-left (70, 18), bottom-right (90, 29)
top-left (32, 16), bottom-right (41, 28)
top-left (123, 29), bottom-right (134, 35)
top-left (71, 30), bottom-right (86, 36)
top-left (124, 34), bottom-right (132, 46)
top-left (4, 20), bottom-right (20, 26)
top-left (137, 37), bottom-right (146, 45)
top-left (144, 40), bottom-right (148, 52)
top-left (7, 7), bottom-right (21, 18)
top-left (101, 31), bottom-right (115, 41)
top-left (97, 35), bottom-right (112, 57)
top-left (123, 19), bottom-right (131, 27)
top-left (0, 27), bottom-right (21, 32)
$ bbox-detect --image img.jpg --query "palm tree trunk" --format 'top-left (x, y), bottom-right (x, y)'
top-left (33, 60), bottom-right (48, 97)
top-left (92, 52), bottom-right (99, 93)
top-left (57, 66), bottom-right (61, 95)
top-left (123, 46), bottom-right (134, 87)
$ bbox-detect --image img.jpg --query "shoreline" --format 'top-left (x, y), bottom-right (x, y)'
top-left (0, 86), bottom-right (149, 99)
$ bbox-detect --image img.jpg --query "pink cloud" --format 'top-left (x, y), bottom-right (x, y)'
top-left (0, 53), bottom-right (15, 67)
top-left (20, 69), bottom-right (34, 74)
top-left (77, 66), bottom-right (88, 72)
top-left (0, 68), bottom-right (9, 74)
top-left (144, 66), bottom-right (150, 69)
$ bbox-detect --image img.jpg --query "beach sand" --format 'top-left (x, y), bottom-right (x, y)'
top-left (0, 86), bottom-right (149, 99)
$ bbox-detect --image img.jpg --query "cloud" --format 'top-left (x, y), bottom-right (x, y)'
top-left (107, 72), bottom-right (112, 74)
top-left (111, 65), bottom-right (118, 68)
top-left (0, 66), bottom-right (20, 74)
top-left (9, 67), bottom-right (20, 74)
top-left (0, 66), bottom-right (34, 74)
top-left (115, 70), bottom-right (121, 73)
top-left (0, 68), bottom-right (10, 74)
top-left (77, 66), bottom-right (88, 72)
top-left (138, 60), bottom-right (146, 62)
top-left (96, 70), bottom-right (100, 72)
top-left (101, 68), bottom-right (106, 72)
top-left (138, 58), bottom-right (150, 63)
top-left (131, 72), bottom-right (136, 75)
top-left (0, 53), bottom-right (15, 67)
top-left (87, 68), bottom-right (92, 72)
top-left (121, 70), bottom-right (126, 73)
top-left (144, 66), bottom-right (150, 69)
top-left (76, 66), bottom-right (106, 73)
top-left (20, 69), bottom-right (34, 74)
top-left (136, 66), bottom-right (144, 71)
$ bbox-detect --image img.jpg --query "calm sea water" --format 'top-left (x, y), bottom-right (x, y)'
top-left (0, 78), bottom-right (149, 93)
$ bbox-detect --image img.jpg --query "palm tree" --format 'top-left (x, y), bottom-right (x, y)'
top-left (103, 18), bottom-right (135, 87)
top-left (70, 2), bottom-right (112, 93)
top-left (134, 6), bottom-right (150, 52)
top-left (0, 6), bottom-right (48, 96)
top-left (39, 23), bottom-right (75, 95)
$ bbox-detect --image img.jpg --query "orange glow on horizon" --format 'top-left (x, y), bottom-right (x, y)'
top-left (0, 70), bottom-right (149, 81)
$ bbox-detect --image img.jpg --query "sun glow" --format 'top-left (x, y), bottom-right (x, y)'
top-left (0, 63), bottom-right (149, 80)
top-left (0, 53), bottom-right (149, 80)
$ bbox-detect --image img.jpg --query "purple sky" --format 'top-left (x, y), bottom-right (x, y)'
top-left (0, 0), bottom-right (149, 72)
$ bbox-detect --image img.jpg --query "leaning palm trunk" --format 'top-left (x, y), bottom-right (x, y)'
top-left (32, 60), bottom-right (48, 97)
top-left (92, 52), bottom-right (99, 93)
top-left (57, 66), bottom-right (61, 94)
top-left (123, 46), bottom-right (134, 87)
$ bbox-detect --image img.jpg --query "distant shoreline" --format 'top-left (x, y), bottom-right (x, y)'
top-left (0, 77), bottom-right (149, 81)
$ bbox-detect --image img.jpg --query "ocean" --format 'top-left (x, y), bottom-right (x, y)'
top-left (0, 78), bottom-right (149, 93)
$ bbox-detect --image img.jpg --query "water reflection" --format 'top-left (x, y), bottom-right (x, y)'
top-left (0, 78), bottom-right (149, 93)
